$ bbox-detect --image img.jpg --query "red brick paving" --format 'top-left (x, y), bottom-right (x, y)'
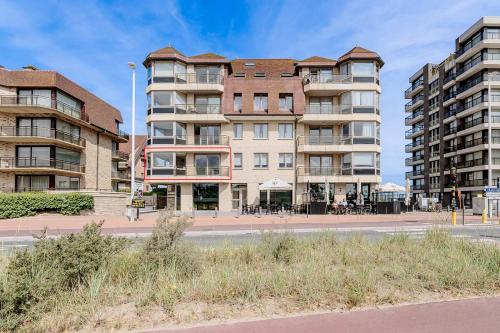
top-left (145, 296), bottom-right (500, 333)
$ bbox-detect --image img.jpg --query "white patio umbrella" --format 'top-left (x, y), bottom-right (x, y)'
top-left (405, 179), bottom-right (411, 207)
top-left (379, 182), bottom-right (405, 193)
top-left (324, 178), bottom-right (329, 205)
top-left (258, 178), bottom-right (293, 207)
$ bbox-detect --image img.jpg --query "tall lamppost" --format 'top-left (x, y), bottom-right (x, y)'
top-left (128, 62), bottom-right (136, 219)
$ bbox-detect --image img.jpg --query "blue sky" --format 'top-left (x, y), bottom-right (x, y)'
top-left (1, 0), bottom-right (500, 185)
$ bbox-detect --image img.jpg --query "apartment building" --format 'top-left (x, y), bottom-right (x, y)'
top-left (0, 66), bottom-right (129, 192)
top-left (144, 46), bottom-right (382, 212)
top-left (116, 135), bottom-right (147, 192)
top-left (405, 17), bottom-right (500, 207)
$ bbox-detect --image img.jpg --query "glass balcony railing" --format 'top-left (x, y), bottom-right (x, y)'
top-left (150, 73), bottom-right (224, 85)
top-left (146, 166), bottom-right (230, 177)
top-left (0, 126), bottom-right (85, 146)
top-left (302, 74), bottom-right (378, 86)
top-left (147, 135), bottom-right (229, 146)
top-left (0, 157), bottom-right (84, 173)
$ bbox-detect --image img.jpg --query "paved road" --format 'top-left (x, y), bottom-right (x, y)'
top-left (1, 223), bottom-right (499, 253)
top-left (145, 296), bottom-right (500, 333)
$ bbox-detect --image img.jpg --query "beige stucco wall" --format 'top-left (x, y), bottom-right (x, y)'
top-left (81, 128), bottom-right (113, 191)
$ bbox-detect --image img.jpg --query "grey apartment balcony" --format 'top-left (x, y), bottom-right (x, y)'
top-left (0, 157), bottom-right (85, 176)
top-left (404, 79), bottom-right (424, 99)
top-left (301, 104), bottom-right (379, 123)
top-left (405, 95), bottom-right (424, 111)
top-left (0, 126), bottom-right (86, 149)
top-left (341, 162), bottom-right (380, 176)
top-left (0, 95), bottom-right (89, 123)
top-left (405, 169), bottom-right (425, 179)
top-left (456, 53), bottom-right (500, 81)
top-left (148, 73), bottom-right (224, 93)
top-left (405, 155), bottom-right (424, 166)
top-left (410, 184), bottom-right (424, 192)
top-left (405, 138), bottom-right (424, 153)
top-left (405, 124), bottom-right (424, 139)
top-left (456, 30), bottom-right (500, 61)
top-left (405, 109), bottom-right (424, 125)
top-left (147, 135), bottom-right (230, 152)
top-left (297, 135), bottom-right (379, 153)
top-left (147, 103), bottom-right (226, 123)
top-left (111, 170), bottom-right (131, 181)
top-left (302, 74), bottom-right (379, 95)
top-left (112, 149), bottom-right (129, 161)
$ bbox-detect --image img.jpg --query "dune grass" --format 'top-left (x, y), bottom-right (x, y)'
top-left (0, 215), bottom-right (499, 332)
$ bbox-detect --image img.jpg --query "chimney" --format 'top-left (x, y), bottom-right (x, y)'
top-left (22, 65), bottom-right (38, 71)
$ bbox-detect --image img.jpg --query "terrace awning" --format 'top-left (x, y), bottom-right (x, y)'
top-left (258, 178), bottom-right (292, 191)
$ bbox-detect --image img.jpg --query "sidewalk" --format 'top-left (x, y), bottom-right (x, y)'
top-left (146, 296), bottom-right (500, 333)
top-left (0, 211), bottom-right (484, 236)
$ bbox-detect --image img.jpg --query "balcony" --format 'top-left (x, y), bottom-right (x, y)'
top-left (147, 104), bottom-right (226, 123)
top-left (118, 130), bottom-right (130, 141)
top-left (112, 150), bottom-right (129, 161)
top-left (405, 109), bottom-right (424, 125)
top-left (0, 126), bottom-right (86, 149)
top-left (405, 95), bottom-right (424, 111)
top-left (148, 73), bottom-right (224, 93)
top-left (148, 135), bottom-right (230, 151)
top-left (0, 95), bottom-right (89, 123)
top-left (405, 139), bottom-right (424, 153)
top-left (146, 166), bottom-right (230, 183)
top-left (456, 31), bottom-right (500, 60)
top-left (405, 125), bottom-right (424, 139)
top-left (297, 135), bottom-right (380, 153)
top-left (456, 158), bottom-right (487, 169)
top-left (410, 185), bottom-right (424, 191)
top-left (444, 125), bottom-right (458, 136)
top-left (112, 170), bottom-right (131, 181)
top-left (0, 157), bottom-right (85, 175)
top-left (456, 137), bottom-right (488, 151)
top-left (405, 169), bottom-right (425, 178)
top-left (456, 53), bottom-right (500, 81)
top-left (429, 119), bottom-right (440, 128)
top-left (302, 74), bottom-right (379, 95)
top-left (405, 155), bottom-right (424, 166)
top-left (404, 79), bottom-right (424, 98)
top-left (301, 104), bottom-right (379, 123)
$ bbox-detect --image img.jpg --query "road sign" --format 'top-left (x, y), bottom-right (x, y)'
top-left (131, 199), bottom-right (145, 208)
top-left (485, 187), bottom-right (500, 193)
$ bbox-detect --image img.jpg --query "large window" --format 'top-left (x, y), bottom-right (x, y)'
top-left (195, 95), bottom-right (221, 113)
top-left (195, 66), bottom-right (220, 83)
top-left (193, 184), bottom-right (219, 210)
top-left (233, 123), bottom-right (243, 139)
top-left (16, 175), bottom-right (50, 192)
top-left (55, 147), bottom-right (80, 164)
top-left (57, 91), bottom-right (81, 113)
top-left (18, 89), bottom-right (52, 108)
top-left (17, 117), bottom-right (52, 138)
top-left (234, 93), bottom-right (242, 112)
top-left (195, 154), bottom-right (220, 175)
top-left (309, 155), bottom-right (332, 175)
top-left (16, 146), bottom-right (51, 167)
top-left (233, 153), bottom-right (242, 169)
top-left (254, 153), bottom-right (268, 168)
top-left (353, 152), bottom-right (375, 168)
top-left (343, 152), bottom-right (378, 175)
top-left (352, 62), bottom-right (375, 76)
top-left (352, 91), bottom-right (375, 106)
top-left (253, 123), bottom-right (268, 139)
top-left (309, 97), bottom-right (332, 114)
top-left (253, 94), bottom-right (268, 111)
top-left (278, 123), bottom-right (293, 139)
top-left (278, 153), bottom-right (293, 168)
top-left (195, 125), bottom-right (221, 144)
top-left (149, 121), bottom-right (186, 144)
top-left (55, 175), bottom-right (80, 190)
top-left (279, 93), bottom-right (293, 111)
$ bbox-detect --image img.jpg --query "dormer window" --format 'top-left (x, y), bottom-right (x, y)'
top-left (234, 72), bottom-right (246, 78)
top-left (281, 72), bottom-right (292, 77)
top-left (244, 62), bottom-right (256, 67)
top-left (254, 72), bottom-right (266, 78)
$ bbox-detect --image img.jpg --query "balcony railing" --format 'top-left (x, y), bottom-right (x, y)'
top-left (405, 109), bottom-right (424, 125)
top-left (405, 95), bottom-right (424, 111)
top-left (112, 150), bottom-right (129, 160)
top-left (406, 169), bottom-right (425, 178)
top-left (297, 136), bottom-right (353, 146)
top-left (151, 73), bottom-right (224, 85)
top-left (405, 125), bottom-right (424, 139)
top-left (0, 126), bottom-right (85, 147)
top-left (456, 158), bottom-right (487, 169)
top-left (456, 32), bottom-right (483, 57)
top-left (456, 137), bottom-right (488, 150)
top-left (112, 170), bottom-right (131, 180)
top-left (405, 139), bottom-right (424, 152)
top-left (304, 104), bottom-right (379, 115)
top-left (147, 166), bottom-right (230, 177)
top-left (0, 157), bottom-right (84, 173)
top-left (0, 95), bottom-right (88, 122)
top-left (148, 135), bottom-right (230, 146)
top-left (117, 130), bottom-right (129, 141)
top-left (456, 55), bottom-right (483, 76)
top-left (404, 79), bottom-right (424, 98)
top-left (405, 156), bottom-right (424, 166)
top-left (429, 119), bottom-right (439, 127)
top-left (444, 73), bottom-right (456, 85)
top-left (410, 185), bottom-right (424, 191)
top-left (148, 104), bottom-right (222, 115)
top-left (302, 74), bottom-right (378, 86)
top-left (297, 167), bottom-right (340, 177)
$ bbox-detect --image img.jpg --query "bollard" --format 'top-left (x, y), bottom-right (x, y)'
top-left (451, 211), bottom-right (456, 226)
top-left (482, 208), bottom-right (487, 224)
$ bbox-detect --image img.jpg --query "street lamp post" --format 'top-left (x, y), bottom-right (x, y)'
top-left (488, 73), bottom-right (492, 218)
top-left (128, 62), bottom-right (136, 220)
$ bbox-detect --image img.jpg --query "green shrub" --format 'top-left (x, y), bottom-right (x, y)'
top-left (141, 212), bottom-right (201, 278)
top-left (0, 192), bottom-right (94, 218)
top-left (261, 232), bottom-right (299, 264)
top-left (0, 222), bottom-right (128, 330)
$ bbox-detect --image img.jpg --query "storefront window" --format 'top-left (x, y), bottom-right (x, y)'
top-left (193, 184), bottom-right (219, 210)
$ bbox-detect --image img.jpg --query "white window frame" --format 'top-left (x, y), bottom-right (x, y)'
top-left (253, 123), bottom-right (268, 139)
top-left (278, 153), bottom-right (293, 168)
top-left (253, 153), bottom-right (268, 169)
top-left (233, 153), bottom-right (243, 169)
top-left (233, 123), bottom-right (243, 139)
top-left (278, 123), bottom-right (293, 139)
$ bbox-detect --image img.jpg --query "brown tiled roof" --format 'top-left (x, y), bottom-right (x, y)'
top-left (300, 56), bottom-right (336, 62)
top-left (0, 68), bottom-right (123, 134)
top-left (337, 46), bottom-right (384, 66)
top-left (190, 52), bottom-right (226, 59)
top-left (229, 59), bottom-right (297, 79)
top-left (120, 135), bottom-right (147, 155)
top-left (120, 135), bottom-right (147, 165)
top-left (150, 46), bottom-right (185, 56)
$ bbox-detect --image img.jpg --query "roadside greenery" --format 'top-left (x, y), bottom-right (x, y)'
top-left (0, 192), bottom-right (94, 218)
top-left (0, 215), bottom-right (499, 332)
